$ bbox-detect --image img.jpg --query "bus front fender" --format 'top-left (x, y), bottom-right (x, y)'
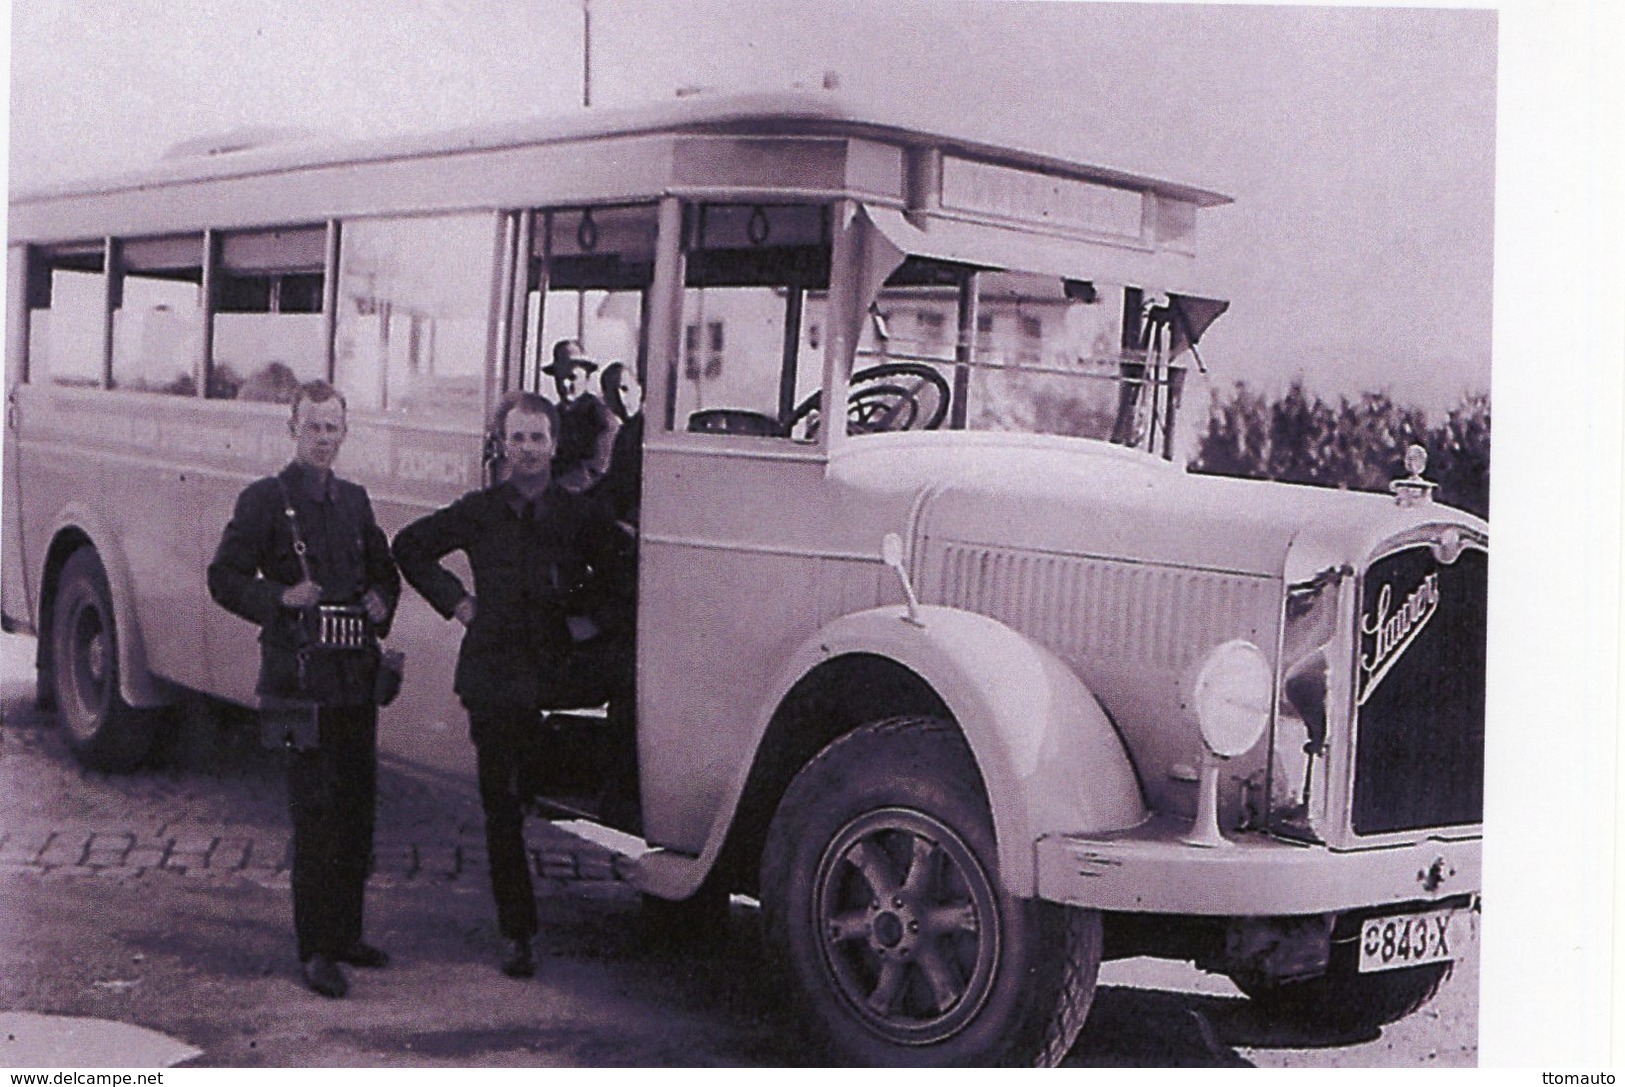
top-left (766, 604), bottom-right (1148, 897)
top-left (45, 505), bottom-right (167, 708)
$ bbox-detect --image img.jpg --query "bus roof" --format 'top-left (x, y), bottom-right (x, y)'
top-left (11, 91), bottom-right (1232, 211)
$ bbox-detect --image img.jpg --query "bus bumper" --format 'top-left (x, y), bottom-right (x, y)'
top-left (1035, 814), bottom-right (1480, 915)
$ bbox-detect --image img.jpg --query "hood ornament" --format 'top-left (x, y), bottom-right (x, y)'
top-left (1390, 444), bottom-right (1438, 508)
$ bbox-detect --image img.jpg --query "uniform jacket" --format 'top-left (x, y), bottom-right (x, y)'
top-left (208, 462), bottom-right (401, 706)
top-left (392, 481), bottom-right (626, 710)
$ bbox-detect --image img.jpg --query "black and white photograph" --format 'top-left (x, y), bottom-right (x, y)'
top-left (0, 0), bottom-right (1617, 1072)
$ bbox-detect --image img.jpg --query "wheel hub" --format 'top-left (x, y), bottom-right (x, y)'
top-left (813, 806), bottom-right (1001, 1045)
top-left (871, 908), bottom-right (909, 952)
top-left (85, 631), bottom-right (108, 685)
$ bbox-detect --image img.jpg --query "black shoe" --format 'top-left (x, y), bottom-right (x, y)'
top-left (301, 954), bottom-right (348, 998)
top-left (500, 937), bottom-right (535, 978)
top-left (335, 941), bottom-right (390, 969)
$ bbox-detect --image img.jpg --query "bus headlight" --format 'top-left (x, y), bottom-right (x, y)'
top-left (1194, 639), bottom-right (1272, 758)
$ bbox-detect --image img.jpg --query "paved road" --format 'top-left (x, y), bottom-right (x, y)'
top-left (0, 632), bottom-right (1477, 1066)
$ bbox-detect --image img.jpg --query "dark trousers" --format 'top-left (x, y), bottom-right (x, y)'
top-left (285, 705), bottom-right (378, 962)
top-left (468, 707), bottom-right (539, 941)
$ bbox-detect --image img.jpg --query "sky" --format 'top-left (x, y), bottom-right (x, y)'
top-left (5, 0), bottom-right (1496, 414)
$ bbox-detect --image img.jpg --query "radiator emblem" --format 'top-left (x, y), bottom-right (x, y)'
top-left (1358, 571), bottom-right (1440, 705)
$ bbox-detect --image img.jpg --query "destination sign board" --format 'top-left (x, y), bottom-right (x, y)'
top-left (939, 156), bottom-right (1146, 240)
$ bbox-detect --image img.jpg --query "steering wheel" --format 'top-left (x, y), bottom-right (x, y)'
top-left (787, 362), bottom-right (952, 440)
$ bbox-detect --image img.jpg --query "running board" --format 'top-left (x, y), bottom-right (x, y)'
top-left (548, 818), bottom-right (709, 899)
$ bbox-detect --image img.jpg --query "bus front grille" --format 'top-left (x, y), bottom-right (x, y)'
top-left (1351, 544), bottom-right (1488, 835)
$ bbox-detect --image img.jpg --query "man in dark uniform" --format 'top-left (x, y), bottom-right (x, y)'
top-left (544, 339), bottom-right (619, 494)
top-left (393, 391), bottom-right (626, 978)
top-left (208, 381), bottom-right (400, 999)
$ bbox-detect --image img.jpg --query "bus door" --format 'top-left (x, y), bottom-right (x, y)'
top-left (514, 206), bottom-right (655, 396)
top-left (506, 204), bottom-right (656, 829)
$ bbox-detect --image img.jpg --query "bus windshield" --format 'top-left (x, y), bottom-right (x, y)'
top-left (836, 257), bottom-right (1224, 457)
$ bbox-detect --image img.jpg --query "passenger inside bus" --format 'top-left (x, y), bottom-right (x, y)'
top-left (545, 340), bottom-right (619, 493)
top-left (595, 362), bottom-right (643, 532)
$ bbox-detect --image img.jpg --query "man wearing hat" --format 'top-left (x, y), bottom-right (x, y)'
top-left (544, 339), bottom-right (619, 494)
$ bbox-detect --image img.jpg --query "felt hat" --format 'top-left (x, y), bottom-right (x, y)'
top-left (543, 340), bottom-right (598, 376)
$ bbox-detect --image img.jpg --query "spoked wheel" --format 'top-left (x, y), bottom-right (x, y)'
top-left (762, 716), bottom-right (1101, 1066)
top-left (49, 549), bottom-right (157, 771)
top-left (813, 806), bottom-right (1001, 1046)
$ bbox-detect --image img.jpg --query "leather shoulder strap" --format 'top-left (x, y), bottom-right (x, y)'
top-left (275, 477), bottom-right (315, 584)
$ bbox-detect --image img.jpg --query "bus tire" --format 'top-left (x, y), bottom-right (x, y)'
top-left (49, 548), bottom-right (157, 772)
top-left (760, 715), bottom-right (1101, 1066)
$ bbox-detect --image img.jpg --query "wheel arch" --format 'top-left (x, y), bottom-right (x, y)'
top-left (709, 604), bottom-right (1148, 899)
top-left (36, 507), bottom-right (168, 709)
top-left (715, 650), bottom-right (953, 897)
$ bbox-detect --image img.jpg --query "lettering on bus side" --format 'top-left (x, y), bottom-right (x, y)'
top-left (156, 424), bottom-right (239, 457)
top-left (394, 448), bottom-right (469, 487)
top-left (340, 439), bottom-right (393, 480)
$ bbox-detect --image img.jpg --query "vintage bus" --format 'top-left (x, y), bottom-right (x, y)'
top-left (3, 93), bottom-right (1485, 1066)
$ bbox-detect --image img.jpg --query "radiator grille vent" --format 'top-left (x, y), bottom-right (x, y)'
top-left (931, 542), bottom-right (1271, 669)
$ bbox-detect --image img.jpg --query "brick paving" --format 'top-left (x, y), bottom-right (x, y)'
top-left (0, 690), bottom-right (627, 892)
top-left (0, 808), bottom-right (624, 888)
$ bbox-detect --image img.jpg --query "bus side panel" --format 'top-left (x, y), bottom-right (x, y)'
top-left (13, 396), bottom-right (107, 651)
top-left (190, 415), bottom-right (290, 707)
top-left (349, 422), bottom-right (489, 782)
top-left (3, 247), bottom-right (34, 630)
top-left (368, 547), bottom-right (479, 782)
top-left (36, 396), bottom-right (216, 692)
top-left (110, 450), bottom-right (209, 691)
top-left (638, 448), bottom-right (834, 853)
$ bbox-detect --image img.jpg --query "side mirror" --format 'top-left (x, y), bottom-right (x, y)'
top-left (881, 532), bottom-right (905, 570)
top-left (881, 532), bottom-right (922, 627)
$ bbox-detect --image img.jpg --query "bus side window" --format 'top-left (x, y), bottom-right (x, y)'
top-left (28, 243), bottom-right (106, 389)
top-left (669, 203), bottom-right (831, 439)
top-left (209, 225), bottom-right (327, 401)
top-left (112, 234), bottom-right (204, 396)
top-left (334, 213), bottom-right (492, 423)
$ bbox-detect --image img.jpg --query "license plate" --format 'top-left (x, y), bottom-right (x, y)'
top-left (1358, 908), bottom-right (1468, 973)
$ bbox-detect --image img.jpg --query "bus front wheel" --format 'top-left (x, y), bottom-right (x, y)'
top-left (760, 716), bottom-right (1101, 1066)
top-left (50, 549), bottom-right (156, 771)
